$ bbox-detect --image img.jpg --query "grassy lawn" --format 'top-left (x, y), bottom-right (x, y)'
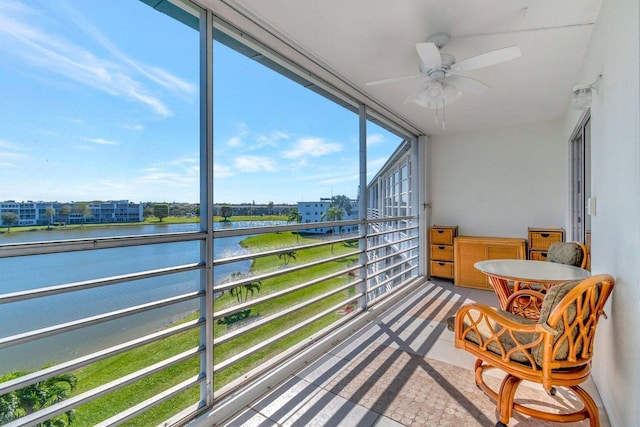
top-left (63, 230), bottom-right (358, 425)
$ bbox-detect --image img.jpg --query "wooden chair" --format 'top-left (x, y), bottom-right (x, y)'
top-left (452, 274), bottom-right (614, 427)
top-left (547, 241), bottom-right (589, 269)
top-left (508, 241), bottom-right (590, 319)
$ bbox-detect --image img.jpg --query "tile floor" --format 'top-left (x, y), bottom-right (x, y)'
top-left (222, 279), bottom-right (610, 427)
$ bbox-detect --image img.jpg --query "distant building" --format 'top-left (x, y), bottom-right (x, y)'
top-left (213, 203), bottom-right (295, 217)
top-left (297, 198), bottom-right (359, 234)
top-left (0, 200), bottom-right (143, 226)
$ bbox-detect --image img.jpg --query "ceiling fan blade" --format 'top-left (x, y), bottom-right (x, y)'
top-left (450, 45), bottom-right (521, 72)
top-left (445, 75), bottom-right (490, 96)
top-left (365, 74), bottom-right (422, 86)
top-left (415, 42), bottom-right (441, 70)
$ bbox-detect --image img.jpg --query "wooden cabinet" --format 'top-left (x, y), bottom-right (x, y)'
top-left (454, 236), bottom-right (526, 289)
top-left (527, 227), bottom-right (564, 261)
top-left (429, 226), bottom-right (457, 279)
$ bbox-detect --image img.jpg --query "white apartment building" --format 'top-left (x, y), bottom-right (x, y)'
top-left (0, 200), bottom-right (143, 226)
top-left (297, 198), bottom-right (359, 234)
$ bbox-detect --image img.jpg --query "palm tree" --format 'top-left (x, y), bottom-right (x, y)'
top-left (45, 206), bottom-right (56, 229)
top-left (321, 206), bottom-right (344, 254)
top-left (331, 194), bottom-right (353, 216)
top-left (0, 371), bottom-right (77, 425)
top-left (229, 278), bottom-right (262, 303)
top-left (278, 251), bottom-right (297, 267)
top-left (287, 208), bottom-right (302, 242)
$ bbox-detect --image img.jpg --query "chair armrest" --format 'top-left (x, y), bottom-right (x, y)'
top-left (454, 303), bottom-right (550, 365)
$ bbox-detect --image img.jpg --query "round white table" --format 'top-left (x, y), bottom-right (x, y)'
top-left (474, 259), bottom-right (591, 316)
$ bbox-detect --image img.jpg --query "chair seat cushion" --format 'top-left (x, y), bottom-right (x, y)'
top-left (448, 310), bottom-right (538, 364)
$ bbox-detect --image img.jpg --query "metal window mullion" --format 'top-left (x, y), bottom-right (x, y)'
top-left (359, 103), bottom-right (369, 310)
top-left (5, 347), bottom-right (203, 427)
top-left (0, 291), bottom-right (203, 349)
top-left (214, 293), bottom-right (361, 373)
top-left (213, 264), bottom-right (362, 320)
top-left (0, 263), bottom-right (203, 305)
top-left (213, 250), bottom-right (360, 293)
top-left (0, 231), bottom-right (205, 258)
top-left (214, 279), bottom-right (362, 346)
top-left (0, 318), bottom-right (201, 396)
top-left (200, 6), bottom-right (215, 409)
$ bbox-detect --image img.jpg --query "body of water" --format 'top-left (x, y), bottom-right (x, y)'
top-left (0, 221), bottom-right (281, 372)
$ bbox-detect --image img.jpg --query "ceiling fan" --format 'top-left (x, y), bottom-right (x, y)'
top-left (366, 32), bottom-right (521, 110)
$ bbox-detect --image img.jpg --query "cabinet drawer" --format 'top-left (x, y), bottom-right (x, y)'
top-left (431, 244), bottom-right (453, 261)
top-left (430, 261), bottom-right (454, 279)
top-left (528, 229), bottom-right (564, 250)
top-left (430, 227), bottom-right (456, 245)
top-left (529, 250), bottom-right (548, 261)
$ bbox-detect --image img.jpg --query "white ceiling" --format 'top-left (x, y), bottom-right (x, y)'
top-left (216, 0), bottom-right (602, 136)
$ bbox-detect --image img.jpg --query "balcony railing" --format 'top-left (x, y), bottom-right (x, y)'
top-left (0, 216), bottom-right (420, 426)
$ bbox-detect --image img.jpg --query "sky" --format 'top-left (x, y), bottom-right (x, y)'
top-left (0, 0), bottom-right (403, 205)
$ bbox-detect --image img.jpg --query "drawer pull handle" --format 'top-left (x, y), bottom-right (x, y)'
top-left (439, 262), bottom-right (445, 266)
top-left (438, 246), bottom-right (445, 250)
top-left (541, 233), bottom-right (550, 237)
top-left (542, 253), bottom-right (548, 258)
top-left (437, 230), bottom-right (444, 234)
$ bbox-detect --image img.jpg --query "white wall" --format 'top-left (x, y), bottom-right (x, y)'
top-left (564, 0), bottom-right (640, 425)
top-left (429, 119), bottom-right (567, 238)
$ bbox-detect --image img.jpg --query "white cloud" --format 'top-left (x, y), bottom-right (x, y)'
top-left (317, 174), bottom-right (359, 185)
top-left (256, 130), bottom-right (290, 148)
top-left (86, 137), bottom-right (119, 145)
top-left (0, 1), bottom-right (195, 118)
top-left (226, 122), bottom-right (249, 147)
top-left (227, 136), bottom-right (243, 147)
top-left (122, 123), bottom-right (144, 131)
top-left (234, 155), bottom-right (276, 172)
top-left (0, 139), bottom-right (25, 166)
top-left (214, 163), bottom-right (234, 179)
top-left (281, 137), bottom-right (342, 159)
top-left (367, 133), bottom-right (385, 146)
top-left (368, 156), bottom-right (388, 170)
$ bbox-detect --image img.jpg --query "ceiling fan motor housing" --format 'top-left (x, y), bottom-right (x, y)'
top-left (426, 32), bottom-right (451, 48)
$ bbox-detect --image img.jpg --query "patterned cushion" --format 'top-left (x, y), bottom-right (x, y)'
top-left (532, 279), bottom-right (584, 365)
top-left (547, 242), bottom-right (584, 267)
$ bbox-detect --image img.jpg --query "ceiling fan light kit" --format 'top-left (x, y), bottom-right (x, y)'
top-left (412, 81), bottom-right (461, 109)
